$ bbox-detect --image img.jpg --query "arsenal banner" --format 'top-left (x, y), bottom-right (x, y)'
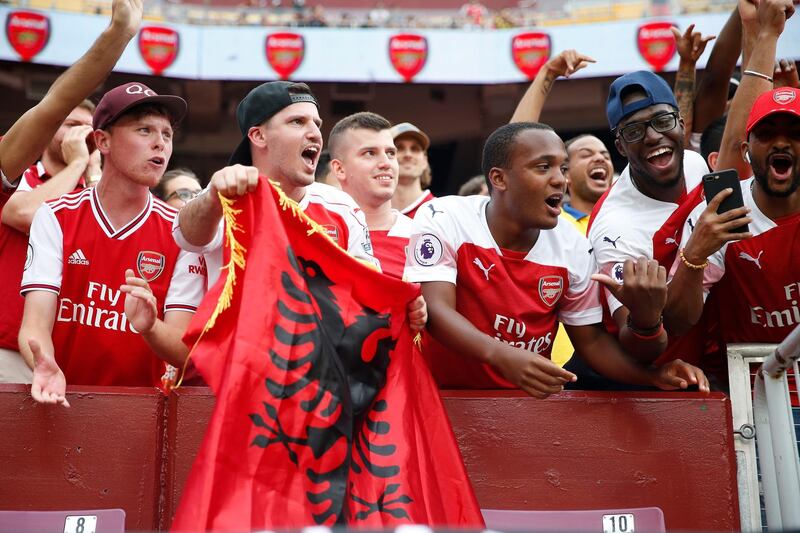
top-left (171, 181), bottom-right (484, 531)
top-left (5, 10), bottom-right (49, 62)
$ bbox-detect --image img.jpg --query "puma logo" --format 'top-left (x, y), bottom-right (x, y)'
top-left (688, 218), bottom-right (695, 232)
top-left (665, 237), bottom-right (677, 246)
top-left (473, 258), bottom-right (495, 280)
top-left (428, 204), bottom-right (444, 217)
top-left (603, 235), bottom-right (621, 248)
top-left (739, 250), bottom-right (764, 270)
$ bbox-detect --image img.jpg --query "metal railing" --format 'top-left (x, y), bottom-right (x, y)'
top-left (728, 325), bottom-right (800, 532)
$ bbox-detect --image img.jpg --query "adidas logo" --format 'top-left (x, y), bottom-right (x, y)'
top-left (67, 249), bottom-right (90, 266)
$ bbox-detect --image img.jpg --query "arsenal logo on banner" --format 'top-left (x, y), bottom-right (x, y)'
top-left (637, 21), bottom-right (676, 72)
top-left (511, 32), bottom-right (551, 80)
top-left (266, 32), bottom-right (305, 80)
top-left (5, 11), bottom-right (49, 62)
top-left (138, 26), bottom-right (179, 76)
top-left (388, 33), bottom-right (427, 83)
top-left (136, 251), bottom-right (166, 282)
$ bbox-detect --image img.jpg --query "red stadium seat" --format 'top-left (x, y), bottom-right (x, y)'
top-left (482, 507), bottom-right (666, 532)
top-left (0, 509), bottom-right (125, 533)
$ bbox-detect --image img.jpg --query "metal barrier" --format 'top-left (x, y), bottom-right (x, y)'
top-left (728, 326), bottom-right (800, 532)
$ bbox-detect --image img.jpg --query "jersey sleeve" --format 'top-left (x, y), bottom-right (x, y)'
top-left (404, 200), bottom-right (459, 284)
top-left (21, 204), bottom-right (63, 295)
top-left (163, 250), bottom-right (206, 314)
top-left (668, 202), bottom-right (726, 300)
top-left (344, 208), bottom-right (380, 269)
top-left (558, 235), bottom-right (603, 326)
top-left (172, 208), bottom-right (224, 255)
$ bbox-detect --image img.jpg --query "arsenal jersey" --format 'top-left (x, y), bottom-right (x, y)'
top-left (677, 177), bottom-right (800, 344)
top-left (400, 189), bottom-right (435, 220)
top-left (370, 211), bottom-right (412, 279)
top-left (405, 195), bottom-right (602, 389)
top-left (174, 181), bottom-right (377, 287)
top-left (22, 188), bottom-right (205, 387)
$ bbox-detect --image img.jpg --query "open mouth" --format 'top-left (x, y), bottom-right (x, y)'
top-left (588, 167), bottom-right (608, 182)
top-left (544, 193), bottom-right (563, 211)
top-left (646, 146), bottom-right (674, 168)
top-left (373, 174), bottom-right (394, 182)
top-left (301, 145), bottom-right (320, 168)
top-left (768, 153), bottom-right (794, 180)
top-left (149, 157), bottom-right (165, 166)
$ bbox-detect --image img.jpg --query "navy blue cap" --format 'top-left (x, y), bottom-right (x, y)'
top-left (606, 71), bottom-right (677, 130)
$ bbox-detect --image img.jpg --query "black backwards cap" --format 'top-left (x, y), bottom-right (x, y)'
top-left (229, 81), bottom-right (319, 166)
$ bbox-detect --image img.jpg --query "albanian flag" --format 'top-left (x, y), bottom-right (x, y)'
top-left (171, 181), bottom-right (484, 531)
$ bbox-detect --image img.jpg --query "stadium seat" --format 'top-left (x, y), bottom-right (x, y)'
top-left (0, 509), bottom-right (125, 533)
top-left (482, 507), bottom-right (666, 532)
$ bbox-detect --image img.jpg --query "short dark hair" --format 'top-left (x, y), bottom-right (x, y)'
top-left (315, 150), bottom-right (332, 181)
top-left (328, 112), bottom-right (392, 159)
top-left (77, 99), bottom-right (96, 114)
top-left (700, 114), bottom-right (727, 163)
top-left (152, 167), bottom-right (199, 200)
top-left (481, 122), bottom-right (554, 191)
top-left (564, 133), bottom-right (592, 153)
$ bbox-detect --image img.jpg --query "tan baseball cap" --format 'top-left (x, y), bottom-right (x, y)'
top-left (390, 122), bottom-right (430, 150)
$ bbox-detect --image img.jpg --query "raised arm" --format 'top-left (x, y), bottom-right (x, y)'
top-left (421, 280), bottom-right (576, 399)
top-left (671, 24), bottom-right (716, 146)
top-left (509, 50), bottom-right (595, 123)
top-left (0, 0), bottom-right (142, 183)
top-left (716, 0), bottom-right (794, 176)
top-left (692, 7), bottom-right (742, 136)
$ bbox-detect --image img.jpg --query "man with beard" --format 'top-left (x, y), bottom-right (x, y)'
top-left (328, 112), bottom-right (412, 279)
top-left (668, 86), bottom-right (799, 350)
top-left (560, 134), bottom-right (614, 235)
top-left (390, 122), bottom-right (434, 219)
top-left (587, 70), bottom-right (711, 363)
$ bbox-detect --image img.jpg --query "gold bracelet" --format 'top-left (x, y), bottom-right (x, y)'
top-left (743, 69), bottom-right (774, 83)
top-left (679, 248), bottom-right (708, 270)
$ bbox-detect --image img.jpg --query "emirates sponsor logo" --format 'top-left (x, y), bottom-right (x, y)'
top-left (492, 314), bottom-right (553, 354)
top-left (67, 249), bottom-right (90, 266)
top-left (389, 34), bottom-right (427, 83)
top-left (637, 21), bottom-right (677, 72)
top-left (57, 281), bottom-right (138, 333)
top-left (138, 26), bottom-right (179, 76)
top-left (137, 251), bottom-right (165, 282)
top-left (511, 32), bottom-right (551, 80)
top-left (538, 275), bottom-right (563, 307)
top-left (266, 32), bottom-right (304, 80)
top-left (750, 281), bottom-right (800, 329)
top-left (6, 10), bottom-right (50, 62)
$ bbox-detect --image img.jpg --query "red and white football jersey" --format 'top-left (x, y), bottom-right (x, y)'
top-left (174, 181), bottom-right (377, 287)
top-left (676, 177), bottom-right (800, 344)
top-left (22, 188), bottom-right (205, 387)
top-left (401, 189), bottom-right (435, 220)
top-left (588, 150), bottom-right (708, 315)
top-left (0, 162), bottom-right (52, 350)
top-left (405, 195), bottom-right (602, 389)
top-left (370, 211), bottom-right (413, 279)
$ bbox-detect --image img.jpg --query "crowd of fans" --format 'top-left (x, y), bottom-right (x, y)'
top-left (0, 0), bottom-right (798, 412)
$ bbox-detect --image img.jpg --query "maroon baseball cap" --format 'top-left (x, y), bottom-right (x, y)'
top-left (93, 82), bottom-right (187, 130)
top-left (746, 87), bottom-right (800, 136)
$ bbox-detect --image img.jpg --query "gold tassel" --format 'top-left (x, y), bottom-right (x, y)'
top-left (173, 192), bottom-right (247, 390)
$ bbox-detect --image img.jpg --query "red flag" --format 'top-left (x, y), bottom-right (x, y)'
top-left (172, 181), bottom-right (483, 531)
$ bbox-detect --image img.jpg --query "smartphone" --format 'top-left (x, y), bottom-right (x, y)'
top-left (702, 169), bottom-right (749, 234)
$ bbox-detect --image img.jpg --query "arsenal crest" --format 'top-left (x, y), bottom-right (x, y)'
top-left (388, 33), bottom-right (427, 83)
top-left (266, 32), bottom-right (305, 80)
top-left (511, 32), bottom-right (551, 80)
top-left (773, 89), bottom-right (797, 105)
top-left (637, 22), bottom-right (676, 72)
top-left (6, 11), bottom-right (49, 62)
top-left (538, 275), bottom-right (563, 307)
top-left (137, 251), bottom-right (166, 282)
top-left (138, 26), bottom-right (179, 76)
top-left (320, 224), bottom-right (340, 243)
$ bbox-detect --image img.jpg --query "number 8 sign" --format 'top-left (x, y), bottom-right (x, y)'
top-left (64, 515), bottom-right (97, 533)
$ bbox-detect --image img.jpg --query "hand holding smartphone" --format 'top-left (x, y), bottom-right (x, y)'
top-left (702, 169), bottom-right (750, 234)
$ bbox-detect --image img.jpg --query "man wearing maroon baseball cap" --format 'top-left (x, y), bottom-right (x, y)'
top-left (18, 82), bottom-right (205, 407)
